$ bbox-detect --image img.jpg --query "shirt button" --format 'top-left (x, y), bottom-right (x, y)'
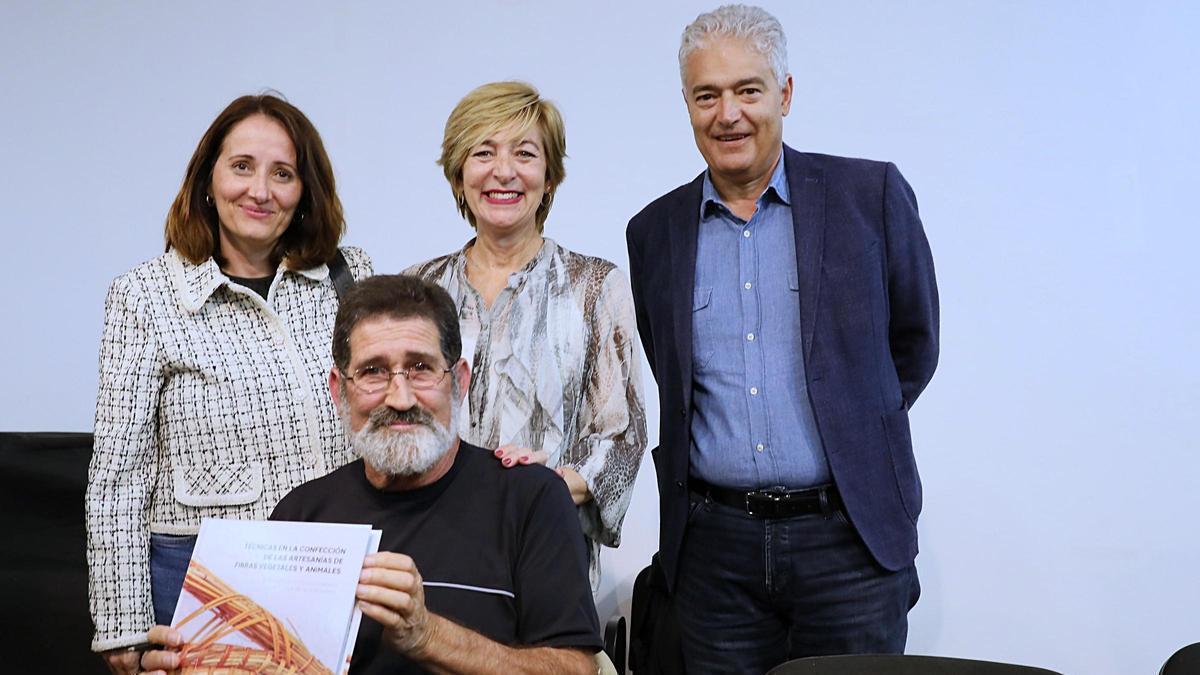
top-left (749, 387), bottom-right (758, 396)
top-left (742, 229), bottom-right (751, 238)
top-left (744, 282), bottom-right (752, 290)
top-left (294, 389), bottom-right (308, 401)
top-left (746, 332), bottom-right (755, 341)
top-left (756, 443), bottom-right (765, 452)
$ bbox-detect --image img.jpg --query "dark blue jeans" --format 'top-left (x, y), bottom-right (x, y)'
top-left (674, 492), bottom-right (919, 674)
top-left (149, 533), bottom-right (197, 626)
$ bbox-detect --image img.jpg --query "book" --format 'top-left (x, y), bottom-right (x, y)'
top-left (170, 518), bottom-right (381, 675)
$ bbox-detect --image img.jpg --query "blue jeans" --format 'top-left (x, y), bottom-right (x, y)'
top-left (149, 533), bottom-right (197, 626)
top-left (674, 492), bottom-right (919, 674)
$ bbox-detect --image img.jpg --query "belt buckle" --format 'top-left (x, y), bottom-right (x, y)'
top-left (744, 488), bottom-right (786, 517)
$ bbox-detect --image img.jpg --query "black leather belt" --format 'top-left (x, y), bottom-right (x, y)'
top-left (690, 477), bottom-right (842, 518)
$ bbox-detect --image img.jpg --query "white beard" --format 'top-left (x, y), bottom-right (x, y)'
top-left (340, 395), bottom-right (459, 478)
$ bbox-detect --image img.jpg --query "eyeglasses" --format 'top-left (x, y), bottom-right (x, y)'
top-left (342, 362), bottom-right (452, 394)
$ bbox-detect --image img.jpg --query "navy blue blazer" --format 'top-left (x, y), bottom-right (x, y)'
top-left (626, 145), bottom-right (939, 591)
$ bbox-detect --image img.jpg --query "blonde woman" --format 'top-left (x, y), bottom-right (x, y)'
top-left (407, 81), bottom-right (646, 589)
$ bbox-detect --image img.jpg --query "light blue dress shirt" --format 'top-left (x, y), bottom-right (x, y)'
top-left (689, 152), bottom-right (830, 490)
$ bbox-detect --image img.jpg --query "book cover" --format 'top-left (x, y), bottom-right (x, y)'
top-left (170, 518), bottom-right (381, 675)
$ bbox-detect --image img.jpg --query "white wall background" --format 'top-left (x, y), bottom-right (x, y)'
top-left (2, 1), bottom-right (1197, 673)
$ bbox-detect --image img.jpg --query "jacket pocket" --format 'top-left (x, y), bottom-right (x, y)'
top-left (882, 408), bottom-right (922, 522)
top-left (172, 461), bottom-right (263, 507)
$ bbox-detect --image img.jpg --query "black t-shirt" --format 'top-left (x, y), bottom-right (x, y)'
top-left (270, 442), bottom-right (602, 674)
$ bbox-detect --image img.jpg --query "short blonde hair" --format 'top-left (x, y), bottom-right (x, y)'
top-left (438, 81), bottom-right (566, 233)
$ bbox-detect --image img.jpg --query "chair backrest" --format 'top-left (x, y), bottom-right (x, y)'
top-left (0, 432), bottom-right (106, 673)
top-left (604, 614), bottom-right (627, 675)
top-left (628, 553), bottom-right (684, 674)
top-left (766, 654), bottom-right (1063, 675)
top-left (1160, 642), bottom-right (1200, 675)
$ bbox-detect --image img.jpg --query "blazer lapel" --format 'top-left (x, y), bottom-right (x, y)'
top-left (669, 174), bottom-right (705, 408)
top-left (785, 147), bottom-right (826, 360)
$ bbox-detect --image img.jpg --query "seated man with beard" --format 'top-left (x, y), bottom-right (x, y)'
top-left (140, 274), bottom-right (600, 675)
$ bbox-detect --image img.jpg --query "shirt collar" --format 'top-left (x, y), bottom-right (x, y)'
top-left (169, 248), bottom-right (329, 313)
top-left (701, 148), bottom-right (790, 219)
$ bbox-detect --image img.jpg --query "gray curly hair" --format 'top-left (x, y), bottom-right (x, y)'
top-left (679, 4), bottom-right (789, 88)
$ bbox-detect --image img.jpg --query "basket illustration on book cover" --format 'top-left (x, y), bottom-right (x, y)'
top-left (174, 559), bottom-right (333, 674)
top-left (170, 519), bottom-right (381, 675)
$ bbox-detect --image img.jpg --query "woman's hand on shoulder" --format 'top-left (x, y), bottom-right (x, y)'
top-left (493, 445), bottom-right (548, 468)
top-left (492, 446), bottom-right (592, 505)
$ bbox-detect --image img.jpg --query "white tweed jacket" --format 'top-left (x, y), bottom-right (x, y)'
top-left (86, 246), bottom-right (372, 651)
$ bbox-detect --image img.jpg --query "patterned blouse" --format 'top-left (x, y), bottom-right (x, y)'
top-left (86, 247), bottom-right (373, 651)
top-left (406, 238), bottom-right (647, 586)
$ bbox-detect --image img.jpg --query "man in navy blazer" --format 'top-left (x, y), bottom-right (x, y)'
top-left (626, 5), bottom-right (939, 672)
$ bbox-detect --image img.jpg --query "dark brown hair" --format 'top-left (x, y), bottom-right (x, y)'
top-left (332, 275), bottom-right (462, 373)
top-left (164, 93), bottom-right (344, 270)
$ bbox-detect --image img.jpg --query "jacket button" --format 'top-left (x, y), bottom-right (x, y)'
top-left (679, 407), bottom-right (686, 418)
top-left (675, 480), bottom-right (684, 488)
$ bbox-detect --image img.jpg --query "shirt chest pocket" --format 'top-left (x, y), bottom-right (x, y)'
top-left (691, 287), bottom-right (716, 371)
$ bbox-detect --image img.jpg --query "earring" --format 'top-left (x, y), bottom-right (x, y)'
top-left (541, 192), bottom-right (552, 207)
top-left (457, 194), bottom-right (467, 211)
top-left (204, 193), bottom-right (214, 207)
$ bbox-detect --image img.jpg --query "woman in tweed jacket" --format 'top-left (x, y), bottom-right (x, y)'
top-left (86, 94), bottom-right (372, 673)
top-left (407, 82), bottom-right (647, 589)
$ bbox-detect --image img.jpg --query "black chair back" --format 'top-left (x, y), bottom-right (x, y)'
top-left (628, 553), bottom-right (684, 674)
top-left (0, 432), bottom-right (106, 673)
top-left (604, 614), bottom-right (627, 674)
top-left (1161, 642), bottom-right (1200, 675)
